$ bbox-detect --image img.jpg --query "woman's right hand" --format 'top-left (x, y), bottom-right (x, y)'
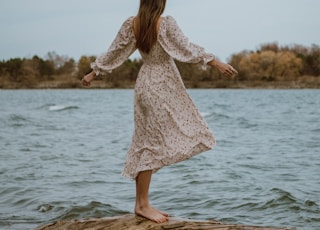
top-left (82, 71), bottom-right (96, 87)
top-left (209, 59), bottom-right (238, 78)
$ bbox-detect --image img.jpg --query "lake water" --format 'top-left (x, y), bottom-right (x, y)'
top-left (0, 89), bottom-right (319, 230)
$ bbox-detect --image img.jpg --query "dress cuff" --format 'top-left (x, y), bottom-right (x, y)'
top-left (90, 61), bottom-right (113, 76)
top-left (198, 54), bottom-right (215, 71)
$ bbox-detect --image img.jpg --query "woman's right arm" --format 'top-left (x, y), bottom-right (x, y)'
top-left (159, 16), bottom-right (238, 77)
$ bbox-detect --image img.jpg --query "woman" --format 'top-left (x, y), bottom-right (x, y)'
top-left (82, 0), bottom-right (237, 224)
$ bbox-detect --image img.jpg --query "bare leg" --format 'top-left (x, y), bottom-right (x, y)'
top-left (134, 170), bottom-right (169, 223)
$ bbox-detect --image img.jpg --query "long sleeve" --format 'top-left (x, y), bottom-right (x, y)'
top-left (158, 16), bottom-right (215, 71)
top-left (91, 17), bottom-right (137, 75)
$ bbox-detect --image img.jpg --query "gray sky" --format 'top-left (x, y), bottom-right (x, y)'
top-left (1, 0), bottom-right (319, 62)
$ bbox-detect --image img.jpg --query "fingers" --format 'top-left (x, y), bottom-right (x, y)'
top-left (82, 78), bottom-right (91, 87)
top-left (224, 65), bottom-right (238, 77)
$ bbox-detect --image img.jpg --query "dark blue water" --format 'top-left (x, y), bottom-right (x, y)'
top-left (0, 89), bottom-right (319, 230)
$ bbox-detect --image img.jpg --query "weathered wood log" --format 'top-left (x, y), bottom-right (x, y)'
top-left (36, 214), bottom-right (296, 230)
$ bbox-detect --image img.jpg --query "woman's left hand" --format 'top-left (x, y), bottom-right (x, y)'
top-left (82, 71), bottom-right (95, 87)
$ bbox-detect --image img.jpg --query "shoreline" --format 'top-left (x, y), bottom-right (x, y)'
top-left (1, 79), bottom-right (320, 90)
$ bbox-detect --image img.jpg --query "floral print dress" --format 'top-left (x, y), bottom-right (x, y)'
top-left (91, 16), bottom-right (216, 180)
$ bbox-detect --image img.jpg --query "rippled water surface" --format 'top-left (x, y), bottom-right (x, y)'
top-left (0, 89), bottom-right (319, 230)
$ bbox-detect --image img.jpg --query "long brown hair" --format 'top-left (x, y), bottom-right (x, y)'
top-left (135, 0), bottom-right (166, 53)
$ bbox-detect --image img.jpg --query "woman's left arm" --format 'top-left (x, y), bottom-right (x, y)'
top-left (82, 17), bottom-right (137, 87)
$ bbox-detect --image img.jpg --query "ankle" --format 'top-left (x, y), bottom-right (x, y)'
top-left (136, 203), bottom-right (147, 208)
top-left (136, 198), bottom-right (150, 207)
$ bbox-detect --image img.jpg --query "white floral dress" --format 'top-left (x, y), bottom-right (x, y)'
top-left (91, 16), bottom-right (216, 180)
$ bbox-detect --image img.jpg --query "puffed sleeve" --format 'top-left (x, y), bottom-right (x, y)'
top-left (91, 17), bottom-right (137, 75)
top-left (158, 16), bottom-right (215, 70)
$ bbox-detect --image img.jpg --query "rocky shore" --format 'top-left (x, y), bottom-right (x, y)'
top-left (37, 214), bottom-right (296, 230)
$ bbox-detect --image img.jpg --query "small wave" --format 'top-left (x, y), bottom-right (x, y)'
top-left (200, 112), bottom-right (211, 117)
top-left (259, 188), bottom-right (317, 212)
top-left (204, 112), bottom-right (230, 119)
top-left (7, 114), bottom-right (30, 127)
top-left (304, 199), bottom-right (318, 207)
top-left (48, 105), bottom-right (79, 111)
top-left (311, 128), bottom-right (320, 133)
top-left (9, 114), bottom-right (28, 122)
top-left (212, 103), bottom-right (230, 109)
top-left (37, 204), bottom-right (54, 213)
top-left (231, 187), bottom-right (307, 212)
top-left (36, 104), bottom-right (56, 110)
top-left (236, 117), bottom-right (258, 128)
top-left (56, 201), bottom-right (129, 220)
top-left (256, 103), bottom-right (268, 107)
top-left (269, 188), bottom-right (297, 203)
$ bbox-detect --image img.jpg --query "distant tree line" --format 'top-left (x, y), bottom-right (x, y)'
top-left (0, 43), bottom-right (319, 88)
top-left (0, 52), bottom-right (76, 87)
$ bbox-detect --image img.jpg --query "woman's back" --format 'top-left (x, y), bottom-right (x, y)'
top-left (133, 18), bottom-right (173, 65)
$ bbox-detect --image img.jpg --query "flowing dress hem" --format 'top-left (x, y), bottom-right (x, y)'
top-left (121, 141), bottom-right (215, 180)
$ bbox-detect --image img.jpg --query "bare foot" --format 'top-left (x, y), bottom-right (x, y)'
top-left (135, 205), bottom-right (168, 223)
top-left (152, 207), bottom-right (169, 217)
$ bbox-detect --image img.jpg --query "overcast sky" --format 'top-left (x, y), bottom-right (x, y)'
top-left (1, 0), bottom-right (320, 62)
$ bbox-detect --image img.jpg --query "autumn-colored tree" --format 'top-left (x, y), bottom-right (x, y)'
top-left (259, 42), bottom-right (280, 53)
top-left (238, 50), bottom-right (302, 80)
top-left (261, 43), bottom-right (320, 77)
top-left (274, 51), bottom-right (303, 80)
top-left (238, 52), bottom-right (269, 80)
